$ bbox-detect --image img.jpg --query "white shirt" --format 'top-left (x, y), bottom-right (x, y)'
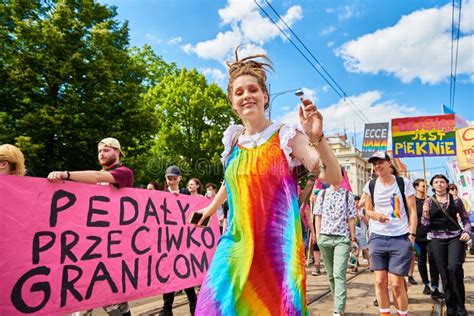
top-left (314, 187), bottom-right (356, 237)
top-left (363, 176), bottom-right (415, 237)
top-left (220, 122), bottom-right (303, 168)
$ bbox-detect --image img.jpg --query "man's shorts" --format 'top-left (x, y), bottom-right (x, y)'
top-left (368, 233), bottom-right (413, 276)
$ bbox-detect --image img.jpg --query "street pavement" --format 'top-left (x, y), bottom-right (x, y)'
top-left (88, 253), bottom-right (474, 315)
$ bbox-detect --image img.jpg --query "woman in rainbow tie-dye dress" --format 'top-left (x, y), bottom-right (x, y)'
top-left (194, 47), bottom-right (342, 316)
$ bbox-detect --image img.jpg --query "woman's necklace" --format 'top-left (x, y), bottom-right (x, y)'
top-left (247, 120), bottom-right (271, 147)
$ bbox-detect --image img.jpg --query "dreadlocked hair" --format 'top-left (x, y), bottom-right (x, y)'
top-left (226, 46), bottom-right (274, 109)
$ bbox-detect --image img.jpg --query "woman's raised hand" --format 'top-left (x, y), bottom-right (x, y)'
top-left (298, 98), bottom-right (323, 143)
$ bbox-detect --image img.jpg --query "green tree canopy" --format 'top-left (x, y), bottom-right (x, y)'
top-left (0, 0), bottom-right (173, 177)
top-left (1, 0), bottom-right (233, 188)
top-left (144, 68), bottom-right (234, 187)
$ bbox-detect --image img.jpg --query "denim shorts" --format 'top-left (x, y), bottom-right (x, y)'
top-left (368, 233), bottom-right (413, 276)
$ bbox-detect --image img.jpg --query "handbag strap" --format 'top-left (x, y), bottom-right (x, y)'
top-left (429, 196), bottom-right (462, 229)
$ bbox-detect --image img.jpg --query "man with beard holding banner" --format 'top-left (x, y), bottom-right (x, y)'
top-left (48, 137), bottom-right (133, 316)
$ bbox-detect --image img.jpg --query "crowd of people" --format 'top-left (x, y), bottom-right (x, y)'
top-left (299, 152), bottom-right (471, 316)
top-left (1, 45), bottom-right (472, 316)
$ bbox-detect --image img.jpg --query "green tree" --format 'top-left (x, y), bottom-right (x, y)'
top-left (0, 0), bottom-right (172, 177)
top-left (144, 68), bottom-right (234, 186)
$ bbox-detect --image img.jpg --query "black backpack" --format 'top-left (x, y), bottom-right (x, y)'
top-left (368, 176), bottom-right (409, 220)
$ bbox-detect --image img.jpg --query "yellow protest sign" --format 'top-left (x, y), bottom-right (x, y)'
top-left (456, 125), bottom-right (474, 171)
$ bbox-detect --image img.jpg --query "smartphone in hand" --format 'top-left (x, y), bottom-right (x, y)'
top-left (189, 212), bottom-right (211, 227)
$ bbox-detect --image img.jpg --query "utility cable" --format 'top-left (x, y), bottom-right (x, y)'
top-left (451, 0), bottom-right (462, 111)
top-left (449, 0), bottom-right (455, 109)
top-left (261, 0), bottom-right (370, 123)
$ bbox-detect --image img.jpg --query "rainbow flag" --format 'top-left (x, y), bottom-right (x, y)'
top-left (391, 194), bottom-right (401, 220)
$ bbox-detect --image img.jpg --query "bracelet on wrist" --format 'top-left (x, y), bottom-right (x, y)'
top-left (65, 170), bottom-right (70, 180)
top-left (409, 233), bottom-right (416, 238)
top-left (308, 132), bottom-right (325, 148)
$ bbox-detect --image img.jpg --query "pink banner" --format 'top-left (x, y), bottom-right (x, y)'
top-left (0, 176), bottom-right (218, 315)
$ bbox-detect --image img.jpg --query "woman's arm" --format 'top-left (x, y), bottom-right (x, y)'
top-left (289, 132), bottom-right (341, 185)
top-left (290, 98), bottom-right (342, 185)
top-left (196, 183), bottom-right (228, 226)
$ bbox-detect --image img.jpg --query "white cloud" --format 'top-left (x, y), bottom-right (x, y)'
top-left (167, 36), bottom-right (182, 45)
top-left (325, 5), bottom-right (363, 21)
top-left (337, 1), bottom-right (474, 84)
top-left (338, 5), bottom-right (363, 21)
top-left (182, 0), bottom-right (303, 62)
top-left (145, 33), bottom-right (162, 44)
top-left (235, 43), bottom-right (267, 59)
top-left (276, 90), bottom-right (424, 134)
top-left (327, 41), bottom-right (335, 48)
top-left (321, 26), bottom-right (337, 36)
top-left (201, 67), bottom-right (226, 86)
top-left (301, 87), bottom-right (317, 103)
top-left (186, 29), bottom-right (243, 60)
top-left (181, 43), bottom-right (193, 54)
top-left (218, 0), bottom-right (258, 25)
top-left (321, 85), bottom-right (330, 92)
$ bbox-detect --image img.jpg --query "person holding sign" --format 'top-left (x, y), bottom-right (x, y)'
top-left (0, 144), bottom-right (26, 176)
top-left (47, 137), bottom-right (133, 189)
top-left (422, 174), bottom-right (471, 316)
top-left (363, 151), bottom-right (417, 316)
top-left (48, 137), bottom-right (133, 316)
top-left (193, 47), bottom-right (342, 315)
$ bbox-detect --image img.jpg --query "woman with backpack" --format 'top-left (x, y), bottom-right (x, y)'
top-left (192, 47), bottom-right (341, 315)
top-left (422, 174), bottom-right (471, 316)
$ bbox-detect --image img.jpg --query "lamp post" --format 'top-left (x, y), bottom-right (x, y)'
top-left (268, 87), bottom-right (302, 120)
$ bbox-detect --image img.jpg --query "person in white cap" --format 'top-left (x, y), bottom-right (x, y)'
top-left (48, 137), bottom-right (133, 188)
top-left (48, 137), bottom-right (133, 316)
top-left (364, 151), bottom-right (417, 316)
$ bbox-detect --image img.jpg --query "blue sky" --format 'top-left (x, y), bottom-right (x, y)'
top-left (100, 0), bottom-right (473, 178)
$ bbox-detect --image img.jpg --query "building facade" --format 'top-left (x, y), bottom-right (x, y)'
top-left (326, 133), bottom-right (408, 196)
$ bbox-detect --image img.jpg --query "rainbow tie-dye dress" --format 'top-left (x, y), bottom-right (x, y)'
top-left (195, 129), bottom-right (308, 315)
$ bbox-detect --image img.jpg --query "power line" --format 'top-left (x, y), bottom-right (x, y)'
top-left (452, 0), bottom-right (462, 111)
top-left (254, 0), bottom-right (370, 124)
top-left (449, 0), bottom-right (455, 109)
top-left (261, 0), bottom-right (370, 123)
top-left (263, 0), bottom-right (371, 124)
top-left (449, 0), bottom-right (462, 111)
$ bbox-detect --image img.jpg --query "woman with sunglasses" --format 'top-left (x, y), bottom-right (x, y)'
top-left (448, 183), bottom-right (458, 198)
top-left (422, 174), bottom-right (471, 316)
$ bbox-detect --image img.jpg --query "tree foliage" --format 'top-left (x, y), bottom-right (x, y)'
top-left (1, 0), bottom-right (232, 187)
top-left (0, 0), bottom-right (172, 177)
top-left (144, 68), bottom-right (233, 186)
